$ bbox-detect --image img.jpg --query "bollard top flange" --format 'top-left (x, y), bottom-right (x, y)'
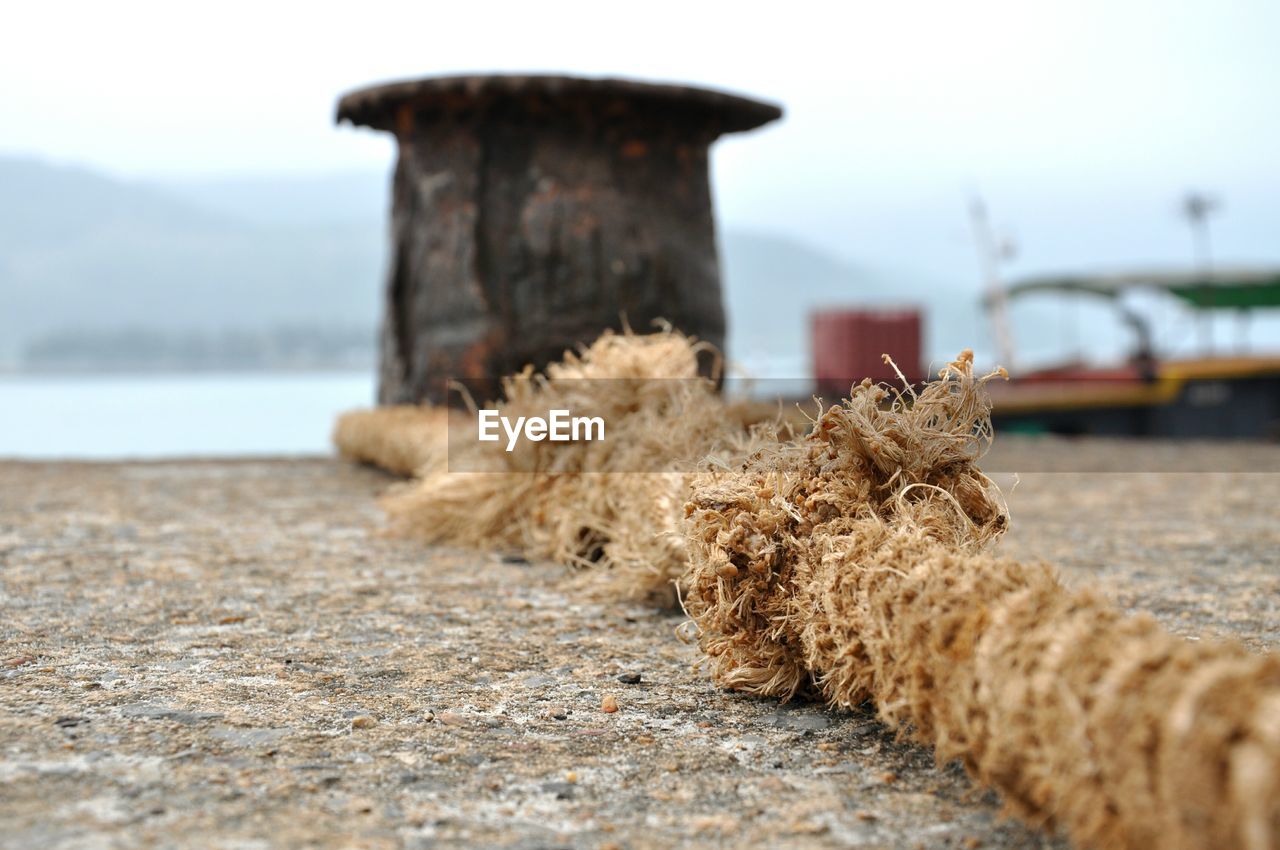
top-left (335, 74), bottom-right (782, 136)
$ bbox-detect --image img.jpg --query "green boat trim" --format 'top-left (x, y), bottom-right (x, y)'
top-left (994, 267), bottom-right (1280, 310)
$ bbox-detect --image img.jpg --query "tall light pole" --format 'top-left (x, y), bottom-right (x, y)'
top-left (1182, 191), bottom-right (1219, 352)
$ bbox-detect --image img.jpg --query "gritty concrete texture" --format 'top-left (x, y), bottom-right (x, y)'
top-left (2, 439), bottom-right (1278, 849)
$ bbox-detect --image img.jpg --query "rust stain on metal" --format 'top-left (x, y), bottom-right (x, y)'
top-left (337, 74), bottom-right (782, 405)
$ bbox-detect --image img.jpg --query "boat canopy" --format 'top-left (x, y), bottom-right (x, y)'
top-left (997, 268), bottom-right (1280, 310)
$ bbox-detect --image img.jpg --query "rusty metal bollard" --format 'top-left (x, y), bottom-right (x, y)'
top-left (336, 74), bottom-right (781, 404)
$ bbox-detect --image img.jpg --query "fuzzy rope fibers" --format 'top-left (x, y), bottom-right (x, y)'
top-left (334, 335), bottom-right (1280, 848)
top-left (682, 352), bottom-right (1280, 850)
top-left (371, 329), bottom-right (748, 605)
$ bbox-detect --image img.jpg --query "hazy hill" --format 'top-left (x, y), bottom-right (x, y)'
top-left (160, 171), bottom-right (391, 226)
top-left (0, 158), bottom-right (385, 363)
top-left (0, 155), bottom-right (982, 372)
top-left (720, 230), bottom-right (987, 371)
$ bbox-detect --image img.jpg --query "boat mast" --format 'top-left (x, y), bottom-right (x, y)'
top-left (970, 197), bottom-right (1017, 372)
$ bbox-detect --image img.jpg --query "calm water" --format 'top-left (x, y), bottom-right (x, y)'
top-left (0, 372), bottom-right (375, 459)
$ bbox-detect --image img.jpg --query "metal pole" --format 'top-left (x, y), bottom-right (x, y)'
top-left (970, 197), bottom-right (1016, 372)
top-left (1182, 192), bottom-right (1218, 354)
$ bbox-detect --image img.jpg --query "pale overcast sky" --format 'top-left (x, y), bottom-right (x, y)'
top-left (4, 0), bottom-right (1278, 272)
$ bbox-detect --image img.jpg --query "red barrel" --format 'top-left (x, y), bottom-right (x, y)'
top-left (812, 308), bottom-right (923, 397)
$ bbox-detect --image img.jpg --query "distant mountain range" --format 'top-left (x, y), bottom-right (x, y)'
top-left (0, 157), bottom-right (384, 366)
top-left (0, 155), bottom-right (984, 374)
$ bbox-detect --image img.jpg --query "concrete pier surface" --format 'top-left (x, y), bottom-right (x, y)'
top-left (2, 440), bottom-right (1278, 849)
